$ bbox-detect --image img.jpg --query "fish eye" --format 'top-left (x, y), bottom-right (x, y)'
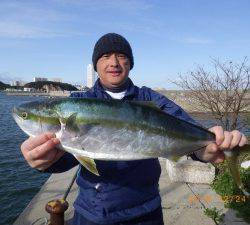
top-left (21, 112), bottom-right (28, 119)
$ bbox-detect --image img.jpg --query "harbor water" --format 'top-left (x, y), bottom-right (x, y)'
top-left (0, 93), bottom-right (49, 225)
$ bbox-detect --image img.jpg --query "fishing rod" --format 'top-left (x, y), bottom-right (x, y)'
top-left (45, 168), bottom-right (78, 225)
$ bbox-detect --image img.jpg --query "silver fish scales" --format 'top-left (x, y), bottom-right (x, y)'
top-left (12, 97), bottom-right (249, 196)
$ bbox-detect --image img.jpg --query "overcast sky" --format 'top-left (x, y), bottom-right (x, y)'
top-left (0, 0), bottom-right (250, 89)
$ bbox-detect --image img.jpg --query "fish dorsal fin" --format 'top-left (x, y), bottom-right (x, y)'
top-left (75, 155), bottom-right (100, 176)
top-left (128, 101), bottom-right (160, 110)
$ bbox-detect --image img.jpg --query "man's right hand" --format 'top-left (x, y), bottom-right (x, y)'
top-left (21, 132), bottom-right (65, 171)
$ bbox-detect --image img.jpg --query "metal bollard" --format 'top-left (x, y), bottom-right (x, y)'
top-left (45, 199), bottom-right (69, 225)
top-left (45, 169), bottom-right (78, 225)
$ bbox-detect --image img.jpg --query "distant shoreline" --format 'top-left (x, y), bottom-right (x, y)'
top-left (3, 90), bottom-right (70, 97)
top-left (5, 91), bottom-right (50, 96)
top-left (2, 90), bottom-right (250, 113)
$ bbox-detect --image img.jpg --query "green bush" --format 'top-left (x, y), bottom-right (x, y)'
top-left (211, 166), bottom-right (250, 223)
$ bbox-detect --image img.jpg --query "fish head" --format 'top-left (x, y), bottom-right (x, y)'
top-left (12, 100), bottom-right (61, 137)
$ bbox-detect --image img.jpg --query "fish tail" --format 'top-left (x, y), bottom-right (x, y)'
top-left (224, 145), bottom-right (250, 197)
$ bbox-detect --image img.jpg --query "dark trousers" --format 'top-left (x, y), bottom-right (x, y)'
top-left (72, 207), bottom-right (164, 225)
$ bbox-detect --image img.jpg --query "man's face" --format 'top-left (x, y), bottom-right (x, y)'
top-left (96, 52), bottom-right (130, 88)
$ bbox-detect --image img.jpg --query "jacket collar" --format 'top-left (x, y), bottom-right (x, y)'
top-left (93, 77), bottom-right (138, 99)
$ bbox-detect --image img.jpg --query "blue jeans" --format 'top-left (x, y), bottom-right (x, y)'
top-left (72, 207), bottom-right (164, 225)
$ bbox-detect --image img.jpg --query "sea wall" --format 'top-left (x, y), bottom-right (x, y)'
top-left (4, 89), bottom-right (250, 112)
top-left (5, 91), bottom-right (71, 97)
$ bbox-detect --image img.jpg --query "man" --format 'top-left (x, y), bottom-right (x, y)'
top-left (21, 33), bottom-right (247, 225)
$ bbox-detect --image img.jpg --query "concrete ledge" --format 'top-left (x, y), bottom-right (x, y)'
top-left (14, 167), bottom-right (78, 225)
top-left (16, 159), bottom-right (246, 225)
top-left (166, 157), bottom-right (215, 184)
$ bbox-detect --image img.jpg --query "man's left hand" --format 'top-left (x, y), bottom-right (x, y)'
top-left (195, 126), bottom-right (248, 163)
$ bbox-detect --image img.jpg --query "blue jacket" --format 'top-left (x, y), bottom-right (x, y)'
top-left (45, 78), bottom-right (198, 224)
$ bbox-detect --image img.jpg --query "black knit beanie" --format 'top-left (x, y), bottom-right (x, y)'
top-left (92, 33), bottom-right (134, 71)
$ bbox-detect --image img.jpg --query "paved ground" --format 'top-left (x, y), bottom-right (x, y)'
top-left (14, 159), bottom-right (249, 225)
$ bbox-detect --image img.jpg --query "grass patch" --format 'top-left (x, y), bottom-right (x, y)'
top-left (204, 207), bottom-right (225, 224)
top-left (211, 165), bottom-right (250, 223)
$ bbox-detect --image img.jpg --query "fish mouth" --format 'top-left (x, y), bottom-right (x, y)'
top-left (12, 106), bottom-right (27, 124)
top-left (12, 107), bottom-right (22, 124)
top-left (12, 106), bottom-right (61, 137)
top-left (12, 106), bottom-right (35, 137)
top-left (12, 106), bottom-right (19, 118)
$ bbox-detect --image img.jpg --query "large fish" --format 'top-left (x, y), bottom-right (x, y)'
top-left (12, 98), bottom-right (249, 195)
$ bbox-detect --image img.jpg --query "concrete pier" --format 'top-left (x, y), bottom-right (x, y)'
top-left (13, 167), bottom-right (78, 225)
top-left (14, 159), bottom-right (249, 225)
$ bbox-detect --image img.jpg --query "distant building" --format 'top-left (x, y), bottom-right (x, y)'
top-left (11, 81), bottom-right (24, 86)
top-left (51, 78), bottom-right (62, 83)
top-left (86, 64), bottom-right (97, 88)
top-left (23, 87), bottom-right (35, 92)
top-left (33, 77), bottom-right (48, 82)
top-left (6, 88), bottom-right (23, 92)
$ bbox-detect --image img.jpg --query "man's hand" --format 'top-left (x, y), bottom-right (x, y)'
top-left (21, 132), bottom-right (65, 171)
top-left (195, 126), bottom-right (248, 163)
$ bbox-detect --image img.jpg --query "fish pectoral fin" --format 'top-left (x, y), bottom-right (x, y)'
top-left (66, 113), bottom-right (79, 133)
top-left (75, 155), bottom-right (100, 176)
